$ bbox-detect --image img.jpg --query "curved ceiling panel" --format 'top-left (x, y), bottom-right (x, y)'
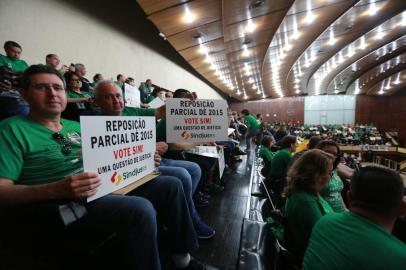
top-left (137, 0), bottom-right (406, 101)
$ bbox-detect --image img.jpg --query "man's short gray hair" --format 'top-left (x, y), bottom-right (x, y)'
top-left (94, 80), bottom-right (120, 98)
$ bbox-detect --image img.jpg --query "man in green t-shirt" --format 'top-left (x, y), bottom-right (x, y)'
top-left (0, 41), bottom-right (30, 120)
top-left (94, 81), bottom-right (216, 239)
top-left (241, 109), bottom-right (260, 150)
top-left (303, 167), bottom-right (406, 270)
top-left (114, 74), bottom-right (126, 90)
top-left (0, 41), bottom-right (29, 72)
top-left (0, 65), bottom-right (208, 270)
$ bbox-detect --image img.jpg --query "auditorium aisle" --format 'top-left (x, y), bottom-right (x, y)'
top-left (191, 151), bottom-right (255, 270)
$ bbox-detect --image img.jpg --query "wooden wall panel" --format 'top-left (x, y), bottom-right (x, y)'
top-left (230, 91), bottom-right (406, 147)
top-left (356, 90), bottom-right (406, 147)
top-left (229, 97), bottom-right (304, 125)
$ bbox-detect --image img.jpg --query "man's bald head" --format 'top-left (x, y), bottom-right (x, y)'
top-left (95, 80), bottom-right (124, 115)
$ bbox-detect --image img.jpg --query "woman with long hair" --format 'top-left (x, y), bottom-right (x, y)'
top-left (316, 140), bottom-right (347, 212)
top-left (284, 149), bottom-right (335, 261)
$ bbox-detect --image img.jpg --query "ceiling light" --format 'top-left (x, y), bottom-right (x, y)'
top-left (305, 11), bottom-right (316, 24)
top-left (295, 90), bottom-right (300, 94)
top-left (246, 19), bottom-right (256, 33)
top-left (359, 36), bottom-right (367, 50)
top-left (292, 31), bottom-right (301, 40)
top-left (368, 2), bottom-right (378, 16)
top-left (242, 44), bottom-right (251, 57)
top-left (182, 7), bottom-right (195, 23)
top-left (328, 29), bottom-right (336, 46)
top-left (400, 11), bottom-right (406, 26)
top-left (249, 0), bottom-right (265, 9)
top-left (284, 42), bottom-right (293, 51)
top-left (375, 26), bottom-right (384, 40)
top-left (394, 73), bottom-right (401, 85)
top-left (347, 44), bottom-right (355, 58)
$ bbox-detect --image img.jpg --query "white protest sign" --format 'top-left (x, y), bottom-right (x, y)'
top-left (80, 116), bottom-right (156, 201)
top-left (186, 146), bottom-right (225, 178)
top-left (124, 83), bottom-right (141, 108)
top-left (166, 99), bottom-right (228, 143)
top-left (148, 97), bottom-right (165, 109)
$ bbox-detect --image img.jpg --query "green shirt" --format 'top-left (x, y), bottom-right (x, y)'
top-left (114, 81), bottom-right (123, 89)
top-left (259, 146), bottom-right (275, 163)
top-left (67, 89), bottom-right (91, 99)
top-left (244, 114), bottom-right (260, 130)
top-left (270, 148), bottom-right (292, 178)
top-left (156, 118), bottom-right (167, 141)
top-left (0, 116), bottom-right (82, 185)
top-left (121, 107), bottom-right (155, 117)
top-left (303, 212), bottom-right (406, 270)
top-left (285, 190), bottom-right (334, 259)
top-left (146, 95), bottom-right (156, 103)
top-left (0, 54), bottom-right (29, 72)
top-left (320, 170), bottom-right (345, 212)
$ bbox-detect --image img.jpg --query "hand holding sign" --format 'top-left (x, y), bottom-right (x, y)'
top-left (80, 116), bottom-right (156, 201)
top-left (165, 99), bottom-right (228, 143)
top-left (52, 172), bottom-right (101, 200)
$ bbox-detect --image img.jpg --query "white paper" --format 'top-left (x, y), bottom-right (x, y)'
top-left (185, 146), bottom-right (225, 178)
top-left (80, 116), bottom-right (156, 201)
top-left (148, 97), bottom-right (165, 109)
top-left (165, 99), bottom-right (229, 143)
top-left (124, 83), bottom-right (141, 108)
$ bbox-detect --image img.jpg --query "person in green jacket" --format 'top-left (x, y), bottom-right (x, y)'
top-left (303, 167), bottom-right (406, 270)
top-left (0, 41), bottom-right (29, 73)
top-left (241, 109), bottom-right (260, 150)
top-left (284, 149), bottom-right (335, 263)
top-left (259, 135), bottom-right (276, 164)
top-left (317, 140), bottom-right (347, 212)
top-left (270, 135), bottom-right (297, 180)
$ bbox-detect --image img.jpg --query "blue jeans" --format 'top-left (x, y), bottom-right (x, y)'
top-left (2, 176), bottom-right (197, 270)
top-left (159, 159), bottom-right (202, 227)
top-left (160, 158), bottom-right (201, 194)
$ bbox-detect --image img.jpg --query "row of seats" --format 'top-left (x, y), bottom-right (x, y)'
top-left (237, 152), bottom-right (296, 270)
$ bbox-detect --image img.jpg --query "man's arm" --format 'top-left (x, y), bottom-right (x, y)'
top-left (0, 172), bottom-right (101, 206)
top-left (168, 142), bottom-right (202, 151)
top-left (67, 97), bottom-right (92, 103)
top-left (155, 105), bottom-right (165, 120)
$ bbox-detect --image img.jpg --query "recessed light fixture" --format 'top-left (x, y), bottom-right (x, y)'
top-left (305, 11), bottom-right (316, 24)
top-left (183, 6), bottom-right (195, 23)
top-left (249, 0), bottom-right (265, 9)
top-left (368, 2), bottom-right (378, 16)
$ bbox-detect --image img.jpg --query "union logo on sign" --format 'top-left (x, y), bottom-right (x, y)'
top-left (110, 171), bottom-right (123, 186)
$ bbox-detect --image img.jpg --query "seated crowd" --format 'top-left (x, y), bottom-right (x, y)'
top-left (235, 110), bottom-right (405, 268)
top-left (0, 40), bottom-right (247, 269)
top-left (0, 40), bottom-right (405, 270)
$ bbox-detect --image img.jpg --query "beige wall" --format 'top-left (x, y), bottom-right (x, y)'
top-left (0, 0), bottom-right (222, 99)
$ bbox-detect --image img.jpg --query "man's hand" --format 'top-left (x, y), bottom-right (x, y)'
top-left (156, 142), bottom-right (168, 156)
top-left (141, 103), bottom-right (150, 108)
top-left (59, 65), bottom-right (69, 72)
top-left (154, 151), bottom-right (161, 167)
top-left (0, 79), bottom-right (12, 91)
top-left (53, 172), bottom-right (101, 200)
top-left (83, 96), bottom-right (93, 103)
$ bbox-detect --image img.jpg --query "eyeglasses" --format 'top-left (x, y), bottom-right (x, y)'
top-left (52, 133), bottom-right (73, 155)
top-left (32, 83), bottom-right (65, 92)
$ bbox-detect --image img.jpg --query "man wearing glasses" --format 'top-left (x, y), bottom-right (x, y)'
top-left (0, 65), bottom-right (212, 270)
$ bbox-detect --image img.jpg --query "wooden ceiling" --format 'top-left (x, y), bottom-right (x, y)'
top-left (137, 0), bottom-right (406, 101)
